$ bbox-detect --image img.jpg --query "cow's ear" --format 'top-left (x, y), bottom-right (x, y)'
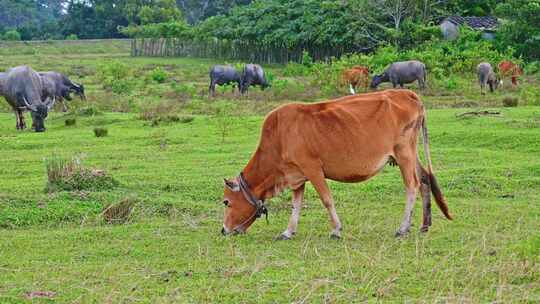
top-left (223, 178), bottom-right (240, 192)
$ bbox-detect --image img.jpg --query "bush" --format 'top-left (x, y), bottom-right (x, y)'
top-left (66, 34), bottom-right (78, 40)
top-left (170, 82), bottom-right (197, 100)
top-left (502, 97), bottom-right (519, 107)
top-left (102, 197), bottom-right (136, 225)
top-left (77, 106), bottom-right (102, 116)
top-left (97, 61), bottom-right (136, 95)
top-left (94, 127), bottom-right (108, 137)
top-left (65, 118), bottom-right (76, 126)
top-left (3, 30), bottom-right (21, 41)
top-left (149, 67), bottom-right (168, 83)
top-left (45, 154), bottom-right (118, 192)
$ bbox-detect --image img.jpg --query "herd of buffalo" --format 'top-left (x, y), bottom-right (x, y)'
top-left (0, 59), bottom-right (522, 132)
top-left (0, 66), bottom-right (85, 132)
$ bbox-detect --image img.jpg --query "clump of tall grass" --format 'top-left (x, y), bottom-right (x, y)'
top-left (93, 127), bottom-right (108, 137)
top-left (45, 154), bottom-right (118, 192)
top-left (102, 197), bottom-right (136, 224)
top-left (502, 96), bottom-right (519, 107)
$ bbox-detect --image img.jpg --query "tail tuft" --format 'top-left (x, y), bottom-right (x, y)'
top-left (429, 172), bottom-right (452, 220)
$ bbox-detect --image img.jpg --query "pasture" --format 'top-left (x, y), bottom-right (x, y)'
top-left (0, 40), bottom-right (539, 303)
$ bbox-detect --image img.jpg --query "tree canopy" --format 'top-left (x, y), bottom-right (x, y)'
top-left (0, 0), bottom-right (537, 61)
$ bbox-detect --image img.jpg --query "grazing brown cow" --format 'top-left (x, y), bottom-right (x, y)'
top-left (498, 60), bottom-right (523, 86)
top-left (221, 89), bottom-right (452, 239)
top-left (340, 66), bottom-right (369, 94)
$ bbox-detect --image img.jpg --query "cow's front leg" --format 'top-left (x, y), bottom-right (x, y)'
top-left (306, 170), bottom-right (342, 239)
top-left (349, 84), bottom-right (356, 95)
top-left (14, 110), bottom-right (21, 130)
top-left (277, 184), bottom-right (305, 240)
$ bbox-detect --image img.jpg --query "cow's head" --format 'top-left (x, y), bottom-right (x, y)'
top-left (221, 177), bottom-right (258, 235)
top-left (370, 73), bottom-right (387, 89)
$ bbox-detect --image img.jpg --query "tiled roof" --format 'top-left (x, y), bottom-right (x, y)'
top-left (444, 16), bottom-right (499, 30)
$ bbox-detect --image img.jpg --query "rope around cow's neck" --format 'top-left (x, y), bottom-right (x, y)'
top-left (230, 173), bottom-right (268, 233)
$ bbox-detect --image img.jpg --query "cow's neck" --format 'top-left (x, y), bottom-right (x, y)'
top-left (241, 148), bottom-right (283, 201)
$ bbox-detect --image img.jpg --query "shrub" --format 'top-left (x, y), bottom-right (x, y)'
top-left (3, 30), bottom-right (21, 41)
top-left (102, 197), bottom-right (136, 224)
top-left (211, 100), bottom-right (237, 143)
top-left (170, 82), bottom-right (197, 100)
top-left (65, 118), bottom-right (76, 126)
top-left (179, 115), bottom-right (195, 123)
top-left (94, 127), bottom-right (108, 137)
top-left (97, 61), bottom-right (136, 95)
top-left (77, 106), bottom-right (102, 116)
top-left (502, 97), bottom-right (519, 107)
top-left (66, 34), bottom-right (78, 40)
top-left (283, 63), bottom-right (311, 77)
top-left (302, 50), bottom-right (313, 67)
top-left (45, 155), bottom-right (118, 192)
top-left (150, 67), bottom-right (168, 83)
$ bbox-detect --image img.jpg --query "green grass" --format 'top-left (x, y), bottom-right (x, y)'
top-left (0, 41), bottom-right (539, 302)
top-left (1, 107), bottom-right (539, 302)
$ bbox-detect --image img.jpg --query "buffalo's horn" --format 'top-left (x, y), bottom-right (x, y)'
top-left (22, 96), bottom-right (37, 112)
top-left (46, 97), bottom-right (56, 111)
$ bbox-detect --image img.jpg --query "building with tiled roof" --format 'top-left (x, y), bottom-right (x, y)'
top-left (440, 16), bottom-right (499, 40)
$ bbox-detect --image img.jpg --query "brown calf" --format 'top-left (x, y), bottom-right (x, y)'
top-left (498, 60), bottom-right (523, 86)
top-left (221, 89), bottom-right (452, 239)
top-left (340, 66), bottom-right (369, 95)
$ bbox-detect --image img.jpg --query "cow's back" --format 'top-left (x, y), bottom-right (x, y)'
top-left (263, 90), bottom-right (424, 181)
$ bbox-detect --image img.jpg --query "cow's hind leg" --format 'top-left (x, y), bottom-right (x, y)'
top-left (277, 184), bottom-right (306, 240)
top-left (394, 149), bottom-right (420, 237)
top-left (305, 169), bottom-right (342, 239)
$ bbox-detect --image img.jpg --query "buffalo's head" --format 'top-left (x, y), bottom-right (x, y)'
top-left (370, 73), bottom-right (387, 89)
top-left (74, 83), bottom-right (86, 101)
top-left (32, 104), bottom-right (48, 132)
top-left (221, 177), bottom-right (258, 235)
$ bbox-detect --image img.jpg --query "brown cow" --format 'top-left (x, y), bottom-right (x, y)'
top-left (498, 60), bottom-right (523, 86)
top-left (221, 89), bottom-right (452, 239)
top-left (340, 66), bottom-right (369, 95)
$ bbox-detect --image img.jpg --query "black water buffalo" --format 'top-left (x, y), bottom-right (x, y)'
top-left (477, 62), bottom-right (500, 94)
top-left (209, 65), bottom-right (241, 96)
top-left (39, 71), bottom-right (86, 112)
top-left (370, 60), bottom-right (426, 90)
top-left (240, 64), bottom-right (269, 94)
top-left (1, 66), bottom-right (49, 132)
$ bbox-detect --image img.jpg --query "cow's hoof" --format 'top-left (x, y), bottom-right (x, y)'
top-left (330, 233), bottom-right (341, 240)
top-left (420, 226), bottom-right (429, 233)
top-left (275, 233), bottom-right (291, 241)
top-left (395, 230), bottom-right (409, 238)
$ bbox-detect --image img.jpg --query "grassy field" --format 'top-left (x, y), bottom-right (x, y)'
top-left (0, 41), bottom-right (539, 303)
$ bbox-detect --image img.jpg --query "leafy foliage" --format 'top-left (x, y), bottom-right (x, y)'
top-left (495, 0), bottom-right (540, 61)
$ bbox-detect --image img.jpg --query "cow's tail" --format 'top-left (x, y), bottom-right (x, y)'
top-left (420, 113), bottom-right (452, 220)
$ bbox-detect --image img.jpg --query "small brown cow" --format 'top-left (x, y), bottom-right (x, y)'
top-left (340, 66), bottom-right (369, 94)
top-left (221, 89), bottom-right (452, 239)
top-left (498, 60), bottom-right (523, 86)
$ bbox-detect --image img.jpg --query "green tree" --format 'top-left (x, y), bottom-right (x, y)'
top-left (3, 29), bottom-right (21, 41)
top-left (496, 0), bottom-right (540, 61)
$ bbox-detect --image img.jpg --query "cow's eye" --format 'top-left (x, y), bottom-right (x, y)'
top-left (223, 199), bottom-right (230, 207)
